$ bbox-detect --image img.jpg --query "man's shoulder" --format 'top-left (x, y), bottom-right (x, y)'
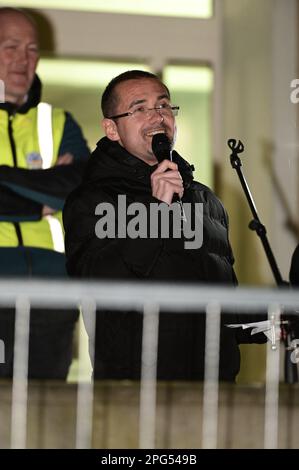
top-left (190, 180), bottom-right (228, 222)
top-left (64, 179), bottom-right (111, 215)
top-left (192, 180), bottom-right (223, 203)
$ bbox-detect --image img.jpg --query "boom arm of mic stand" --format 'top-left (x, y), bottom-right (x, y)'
top-left (227, 139), bottom-right (298, 384)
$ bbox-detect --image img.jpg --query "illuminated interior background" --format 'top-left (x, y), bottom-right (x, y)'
top-left (164, 65), bottom-right (213, 186)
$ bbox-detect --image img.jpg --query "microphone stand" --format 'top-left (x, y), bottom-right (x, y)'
top-left (227, 139), bottom-right (298, 384)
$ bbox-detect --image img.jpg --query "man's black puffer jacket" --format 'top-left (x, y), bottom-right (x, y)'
top-left (63, 137), bottom-right (260, 381)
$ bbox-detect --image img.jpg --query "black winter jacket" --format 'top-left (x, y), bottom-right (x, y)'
top-left (64, 137), bottom-right (237, 282)
top-left (64, 137), bottom-right (251, 381)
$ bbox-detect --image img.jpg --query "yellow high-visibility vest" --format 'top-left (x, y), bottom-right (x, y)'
top-left (0, 103), bottom-right (66, 252)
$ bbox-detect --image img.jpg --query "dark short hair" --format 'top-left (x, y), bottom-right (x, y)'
top-left (101, 70), bottom-right (171, 118)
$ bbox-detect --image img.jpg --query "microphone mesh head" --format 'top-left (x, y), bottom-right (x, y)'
top-left (151, 133), bottom-right (171, 162)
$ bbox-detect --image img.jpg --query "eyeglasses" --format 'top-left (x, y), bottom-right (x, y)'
top-left (108, 103), bottom-right (179, 121)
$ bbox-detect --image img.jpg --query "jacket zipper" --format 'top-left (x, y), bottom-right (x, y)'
top-left (8, 114), bottom-right (24, 247)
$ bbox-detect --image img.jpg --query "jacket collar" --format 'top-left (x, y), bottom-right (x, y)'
top-left (0, 74), bottom-right (41, 115)
top-left (85, 137), bottom-right (194, 191)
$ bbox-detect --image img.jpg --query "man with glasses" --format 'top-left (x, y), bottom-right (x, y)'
top-left (64, 70), bottom-right (260, 381)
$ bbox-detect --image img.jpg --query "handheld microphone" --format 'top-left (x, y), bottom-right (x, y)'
top-left (151, 133), bottom-right (172, 163)
top-left (151, 133), bottom-right (186, 221)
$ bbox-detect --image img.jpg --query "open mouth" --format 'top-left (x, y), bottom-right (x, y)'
top-left (145, 129), bottom-right (166, 137)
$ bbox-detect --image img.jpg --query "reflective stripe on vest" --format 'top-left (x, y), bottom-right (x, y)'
top-left (38, 102), bottom-right (64, 253)
top-left (37, 102), bottom-right (53, 169)
top-left (45, 215), bottom-right (65, 253)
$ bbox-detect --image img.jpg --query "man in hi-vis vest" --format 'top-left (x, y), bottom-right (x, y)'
top-left (0, 8), bottom-right (90, 378)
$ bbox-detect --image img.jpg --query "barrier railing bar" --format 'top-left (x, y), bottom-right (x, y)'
top-left (264, 304), bottom-right (281, 449)
top-left (202, 302), bottom-right (221, 449)
top-left (0, 280), bottom-right (298, 311)
top-left (75, 300), bottom-right (96, 449)
top-left (10, 297), bottom-right (30, 449)
top-left (139, 303), bottom-right (159, 449)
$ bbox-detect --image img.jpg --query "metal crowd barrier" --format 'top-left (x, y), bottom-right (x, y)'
top-left (0, 279), bottom-right (298, 449)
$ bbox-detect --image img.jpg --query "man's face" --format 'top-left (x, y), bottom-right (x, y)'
top-left (103, 78), bottom-right (177, 165)
top-left (0, 13), bottom-right (39, 105)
